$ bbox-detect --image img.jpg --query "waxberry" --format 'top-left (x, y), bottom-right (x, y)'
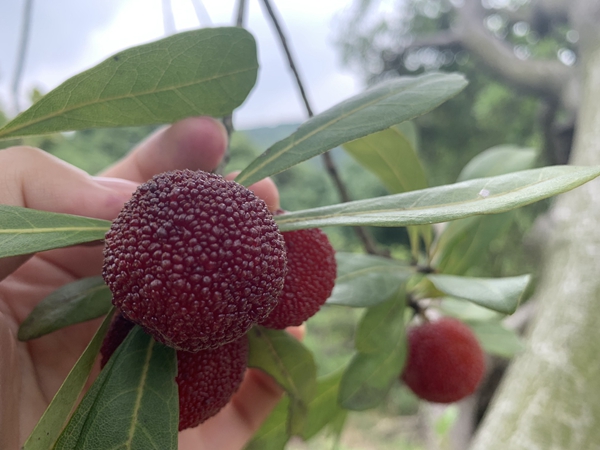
top-left (401, 317), bottom-right (485, 403)
top-left (101, 313), bottom-right (248, 431)
top-left (103, 169), bottom-right (287, 352)
top-left (260, 213), bottom-right (336, 329)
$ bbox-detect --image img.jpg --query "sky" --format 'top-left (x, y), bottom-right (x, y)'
top-left (0, 0), bottom-right (361, 129)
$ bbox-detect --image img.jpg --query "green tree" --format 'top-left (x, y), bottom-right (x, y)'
top-left (339, 0), bottom-right (600, 448)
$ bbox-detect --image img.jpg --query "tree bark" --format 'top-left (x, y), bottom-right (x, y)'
top-left (470, 5), bottom-right (600, 446)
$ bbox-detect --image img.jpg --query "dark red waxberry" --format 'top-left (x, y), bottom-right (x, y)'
top-left (103, 169), bottom-right (287, 351)
top-left (100, 313), bottom-right (248, 431)
top-left (401, 317), bottom-right (485, 403)
top-left (260, 213), bottom-right (336, 329)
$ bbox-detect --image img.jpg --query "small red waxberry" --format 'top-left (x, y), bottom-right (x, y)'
top-left (401, 317), bottom-right (485, 403)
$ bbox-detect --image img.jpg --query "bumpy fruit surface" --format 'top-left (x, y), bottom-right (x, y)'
top-left (103, 169), bottom-right (287, 351)
top-left (401, 317), bottom-right (485, 403)
top-left (101, 314), bottom-right (248, 431)
top-left (260, 215), bottom-right (336, 329)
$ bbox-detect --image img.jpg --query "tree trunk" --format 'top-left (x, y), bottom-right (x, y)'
top-left (470, 6), bottom-right (600, 448)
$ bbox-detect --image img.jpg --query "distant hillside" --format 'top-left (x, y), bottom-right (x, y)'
top-left (239, 122), bottom-right (348, 165)
top-left (239, 123), bottom-right (300, 150)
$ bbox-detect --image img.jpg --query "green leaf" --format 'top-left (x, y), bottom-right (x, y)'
top-left (427, 274), bottom-right (531, 314)
top-left (327, 252), bottom-right (413, 307)
top-left (0, 205), bottom-right (110, 258)
top-left (432, 146), bottom-right (538, 273)
top-left (439, 297), bottom-right (501, 322)
top-left (302, 370), bottom-right (345, 440)
top-left (432, 212), bottom-right (515, 275)
top-left (468, 320), bottom-right (523, 358)
top-left (342, 125), bottom-right (428, 194)
top-left (22, 308), bottom-right (115, 450)
top-left (248, 327), bottom-right (317, 436)
top-left (339, 292), bottom-right (407, 410)
top-left (343, 124), bottom-right (433, 257)
top-left (235, 72), bottom-right (467, 186)
top-left (18, 277), bottom-right (111, 341)
top-left (274, 166), bottom-right (600, 230)
top-left (457, 146), bottom-right (538, 182)
top-left (244, 397), bottom-right (290, 450)
top-left (54, 326), bottom-right (178, 450)
top-left (0, 27), bottom-right (257, 139)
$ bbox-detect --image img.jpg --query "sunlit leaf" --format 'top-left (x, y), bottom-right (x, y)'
top-left (248, 327), bottom-right (317, 436)
top-left (339, 292), bottom-right (407, 410)
top-left (468, 320), bottom-right (523, 358)
top-left (22, 308), bottom-right (115, 450)
top-left (327, 252), bottom-right (412, 307)
top-left (427, 274), bottom-right (531, 314)
top-left (457, 146), bottom-right (538, 182)
top-left (274, 166), bottom-right (600, 230)
top-left (432, 146), bottom-right (538, 273)
top-left (18, 277), bottom-right (111, 341)
top-left (343, 124), bottom-right (433, 256)
top-left (236, 72), bottom-right (467, 186)
top-left (0, 205), bottom-right (110, 258)
top-left (54, 327), bottom-right (178, 450)
top-left (0, 27), bottom-right (257, 139)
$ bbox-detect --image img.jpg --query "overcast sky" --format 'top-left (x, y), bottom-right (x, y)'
top-left (0, 0), bottom-right (361, 129)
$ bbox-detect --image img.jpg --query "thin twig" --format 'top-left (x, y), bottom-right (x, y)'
top-left (11, 0), bottom-right (34, 114)
top-left (235, 0), bottom-right (247, 27)
top-left (259, 0), bottom-right (386, 256)
top-left (161, 0), bottom-right (176, 35)
top-left (216, 0), bottom-right (247, 175)
top-left (190, 0), bottom-right (213, 27)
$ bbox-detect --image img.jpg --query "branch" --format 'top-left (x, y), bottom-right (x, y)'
top-left (259, 0), bottom-right (387, 256)
top-left (454, 0), bottom-right (573, 101)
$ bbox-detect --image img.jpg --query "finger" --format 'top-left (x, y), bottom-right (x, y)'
top-left (226, 172), bottom-right (280, 212)
top-left (0, 147), bottom-right (137, 280)
top-left (101, 117), bottom-right (228, 182)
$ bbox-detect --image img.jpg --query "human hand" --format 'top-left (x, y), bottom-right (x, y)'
top-left (0, 117), bottom-right (296, 450)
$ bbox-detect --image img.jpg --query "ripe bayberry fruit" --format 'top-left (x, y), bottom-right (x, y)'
top-left (103, 169), bottom-right (287, 352)
top-left (401, 317), bottom-right (485, 403)
top-left (101, 313), bottom-right (248, 431)
top-left (260, 214), bottom-right (336, 329)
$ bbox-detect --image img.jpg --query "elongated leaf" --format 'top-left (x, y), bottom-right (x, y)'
top-left (343, 124), bottom-right (433, 256)
top-left (0, 205), bottom-right (110, 258)
top-left (433, 212), bottom-right (514, 275)
top-left (428, 274), bottom-right (531, 314)
top-left (468, 320), bottom-right (523, 358)
top-left (343, 125), bottom-right (428, 194)
top-left (354, 287), bottom-right (406, 354)
top-left (439, 297), bottom-right (501, 322)
top-left (274, 166), bottom-right (600, 230)
top-left (244, 397), bottom-right (290, 450)
top-left (0, 27), bottom-right (257, 139)
top-left (457, 146), bottom-right (538, 182)
top-left (339, 293), bottom-right (407, 410)
top-left (18, 277), bottom-right (111, 341)
top-left (54, 326), bottom-right (178, 450)
top-left (248, 327), bottom-right (317, 436)
top-left (327, 252), bottom-right (412, 307)
top-left (302, 370), bottom-right (345, 440)
top-left (235, 72), bottom-right (467, 186)
top-left (22, 308), bottom-right (115, 450)
top-left (432, 146), bottom-right (538, 273)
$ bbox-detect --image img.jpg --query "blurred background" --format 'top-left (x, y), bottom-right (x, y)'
top-left (0, 1), bottom-right (586, 448)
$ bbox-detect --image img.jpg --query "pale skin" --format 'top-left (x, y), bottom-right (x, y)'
top-left (0, 117), bottom-right (300, 450)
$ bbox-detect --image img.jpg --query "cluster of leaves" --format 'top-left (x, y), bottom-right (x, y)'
top-left (2, 26), bottom-right (600, 450)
